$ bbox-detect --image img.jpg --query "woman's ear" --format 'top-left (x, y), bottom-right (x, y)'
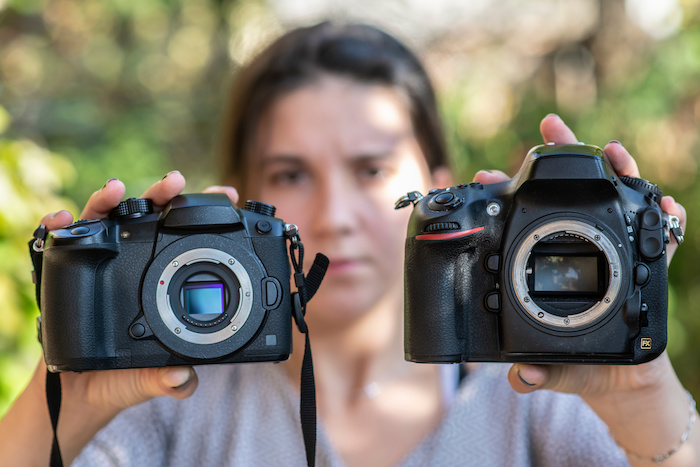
top-left (430, 166), bottom-right (455, 190)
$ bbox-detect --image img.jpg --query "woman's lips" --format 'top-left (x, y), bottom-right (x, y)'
top-left (325, 258), bottom-right (366, 276)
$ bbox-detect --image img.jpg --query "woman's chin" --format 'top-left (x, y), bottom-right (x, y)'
top-left (305, 293), bottom-right (383, 329)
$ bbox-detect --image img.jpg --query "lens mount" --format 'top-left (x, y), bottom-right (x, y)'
top-left (156, 248), bottom-right (254, 344)
top-left (511, 220), bottom-right (622, 329)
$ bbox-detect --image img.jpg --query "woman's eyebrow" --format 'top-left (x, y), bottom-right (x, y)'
top-left (258, 154), bottom-right (306, 167)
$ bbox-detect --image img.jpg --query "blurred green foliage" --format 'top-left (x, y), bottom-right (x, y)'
top-left (1, 0), bottom-right (700, 416)
top-left (0, 106), bottom-right (77, 415)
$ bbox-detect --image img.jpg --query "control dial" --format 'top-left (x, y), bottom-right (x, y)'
top-left (619, 176), bottom-right (663, 199)
top-left (244, 200), bottom-right (276, 217)
top-left (109, 198), bottom-right (154, 219)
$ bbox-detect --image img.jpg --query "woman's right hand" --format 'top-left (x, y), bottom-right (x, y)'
top-left (0, 171), bottom-right (239, 465)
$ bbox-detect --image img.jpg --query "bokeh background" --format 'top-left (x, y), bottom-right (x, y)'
top-left (1, 0), bottom-right (700, 415)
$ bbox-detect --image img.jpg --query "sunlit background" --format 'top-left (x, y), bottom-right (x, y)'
top-left (1, 0), bottom-right (700, 415)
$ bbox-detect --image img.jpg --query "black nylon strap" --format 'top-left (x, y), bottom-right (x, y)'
top-left (300, 331), bottom-right (316, 467)
top-left (287, 236), bottom-right (328, 467)
top-left (46, 371), bottom-right (63, 467)
top-left (303, 254), bottom-right (329, 304)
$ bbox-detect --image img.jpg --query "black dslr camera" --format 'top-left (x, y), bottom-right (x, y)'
top-left (396, 144), bottom-right (681, 364)
top-left (35, 193), bottom-right (319, 372)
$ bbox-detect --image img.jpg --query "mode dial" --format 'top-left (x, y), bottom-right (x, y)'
top-left (109, 198), bottom-right (154, 219)
top-left (244, 200), bottom-right (276, 217)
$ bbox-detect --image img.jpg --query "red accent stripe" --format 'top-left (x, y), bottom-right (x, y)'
top-left (415, 226), bottom-right (485, 241)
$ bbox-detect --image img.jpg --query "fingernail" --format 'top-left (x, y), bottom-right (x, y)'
top-left (162, 170), bottom-right (181, 181)
top-left (546, 113), bottom-right (561, 119)
top-left (163, 367), bottom-right (193, 389)
top-left (517, 371), bottom-right (536, 387)
top-left (102, 178), bottom-right (118, 189)
top-left (608, 140), bottom-right (622, 146)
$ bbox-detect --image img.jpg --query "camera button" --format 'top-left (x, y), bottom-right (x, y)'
top-left (263, 278), bottom-right (282, 309)
top-left (70, 226), bottom-right (90, 235)
top-left (634, 263), bottom-right (651, 286)
top-left (485, 254), bottom-right (500, 273)
top-left (130, 323), bottom-right (146, 338)
top-left (256, 220), bottom-right (272, 234)
top-left (642, 209), bottom-right (661, 229)
top-left (484, 292), bottom-right (500, 312)
top-left (434, 192), bottom-right (455, 204)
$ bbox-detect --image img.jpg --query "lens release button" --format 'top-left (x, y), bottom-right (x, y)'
top-left (263, 278), bottom-right (282, 310)
top-left (634, 263), bottom-right (651, 286)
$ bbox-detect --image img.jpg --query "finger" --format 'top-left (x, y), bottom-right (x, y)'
top-left (539, 114), bottom-right (578, 145)
top-left (508, 364), bottom-right (551, 394)
top-left (603, 141), bottom-right (640, 178)
top-left (106, 367), bottom-right (198, 409)
top-left (80, 178), bottom-right (127, 220)
top-left (473, 169), bottom-right (510, 185)
top-left (39, 210), bottom-right (75, 231)
top-left (139, 171), bottom-right (187, 210)
top-left (155, 367), bottom-right (198, 400)
top-left (202, 185), bottom-right (240, 205)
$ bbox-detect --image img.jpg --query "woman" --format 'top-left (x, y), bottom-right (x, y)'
top-left (0, 22), bottom-right (695, 466)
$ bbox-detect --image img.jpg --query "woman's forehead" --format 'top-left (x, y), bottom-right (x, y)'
top-left (256, 77), bottom-right (415, 158)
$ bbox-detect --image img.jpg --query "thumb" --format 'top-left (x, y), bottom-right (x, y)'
top-left (154, 367), bottom-right (198, 399)
top-left (107, 367), bottom-right (198, 408)
top-left (507, 363), bottom-right (593, 395)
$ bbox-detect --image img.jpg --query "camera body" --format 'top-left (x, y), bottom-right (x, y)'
top-left (39, 193), bottom-right (296, 372)
top-left (400, 144), bottom-right (670, 364)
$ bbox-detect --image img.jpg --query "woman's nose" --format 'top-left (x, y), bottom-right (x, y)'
top-left (310, 175), bottom-right (358, 238)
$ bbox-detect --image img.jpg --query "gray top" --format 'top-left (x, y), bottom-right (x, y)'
top-left (74, 362), bottom-right (629, 466)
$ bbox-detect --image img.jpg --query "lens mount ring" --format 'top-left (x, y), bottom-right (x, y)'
top-left (512, 220), bottom-right (622, 329)
top-left (156, 248), bottom-right (254, 344)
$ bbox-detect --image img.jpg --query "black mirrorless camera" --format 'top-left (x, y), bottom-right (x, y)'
top-left (36, 193), bottom-right (310, 372)
top-left (396, 144), bottom-right (680, 364)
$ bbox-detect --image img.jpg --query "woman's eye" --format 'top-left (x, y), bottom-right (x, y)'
top-left (270, 169), bottom-right (308, 186)
top-left (358, 165), bottom-right (387, 181)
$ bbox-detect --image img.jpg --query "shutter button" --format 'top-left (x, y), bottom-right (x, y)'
top-left (434, 192), bottom-right (455, 204)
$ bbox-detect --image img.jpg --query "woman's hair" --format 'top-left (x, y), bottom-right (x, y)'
top-left (219, 21), bottom-right (449, 196)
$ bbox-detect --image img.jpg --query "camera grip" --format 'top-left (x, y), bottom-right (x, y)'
top-left (41, 244), bottom-right (118, 371)
top-left (404, 236), bottom-right (500, 363)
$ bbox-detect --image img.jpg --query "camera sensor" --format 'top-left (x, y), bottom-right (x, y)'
top-left (184, 282), bottom-right (225, 318)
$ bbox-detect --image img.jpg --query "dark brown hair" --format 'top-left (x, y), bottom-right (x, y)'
top-left (219, 21), bottom-right (448, 197)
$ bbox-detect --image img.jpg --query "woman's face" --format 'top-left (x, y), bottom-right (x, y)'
top-left (248, 75), bottom-right (448, 330)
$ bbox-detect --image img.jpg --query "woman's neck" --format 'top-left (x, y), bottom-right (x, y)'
top-left (282, 285), bottom-right (429, 407)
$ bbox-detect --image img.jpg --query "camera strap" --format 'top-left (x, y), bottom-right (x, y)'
top-left (29, 224), bottom-right (328, 467)
top-left (286, 225), bottom-right (330, 467)
top-left (29, 226), bottom-right (64, 467)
